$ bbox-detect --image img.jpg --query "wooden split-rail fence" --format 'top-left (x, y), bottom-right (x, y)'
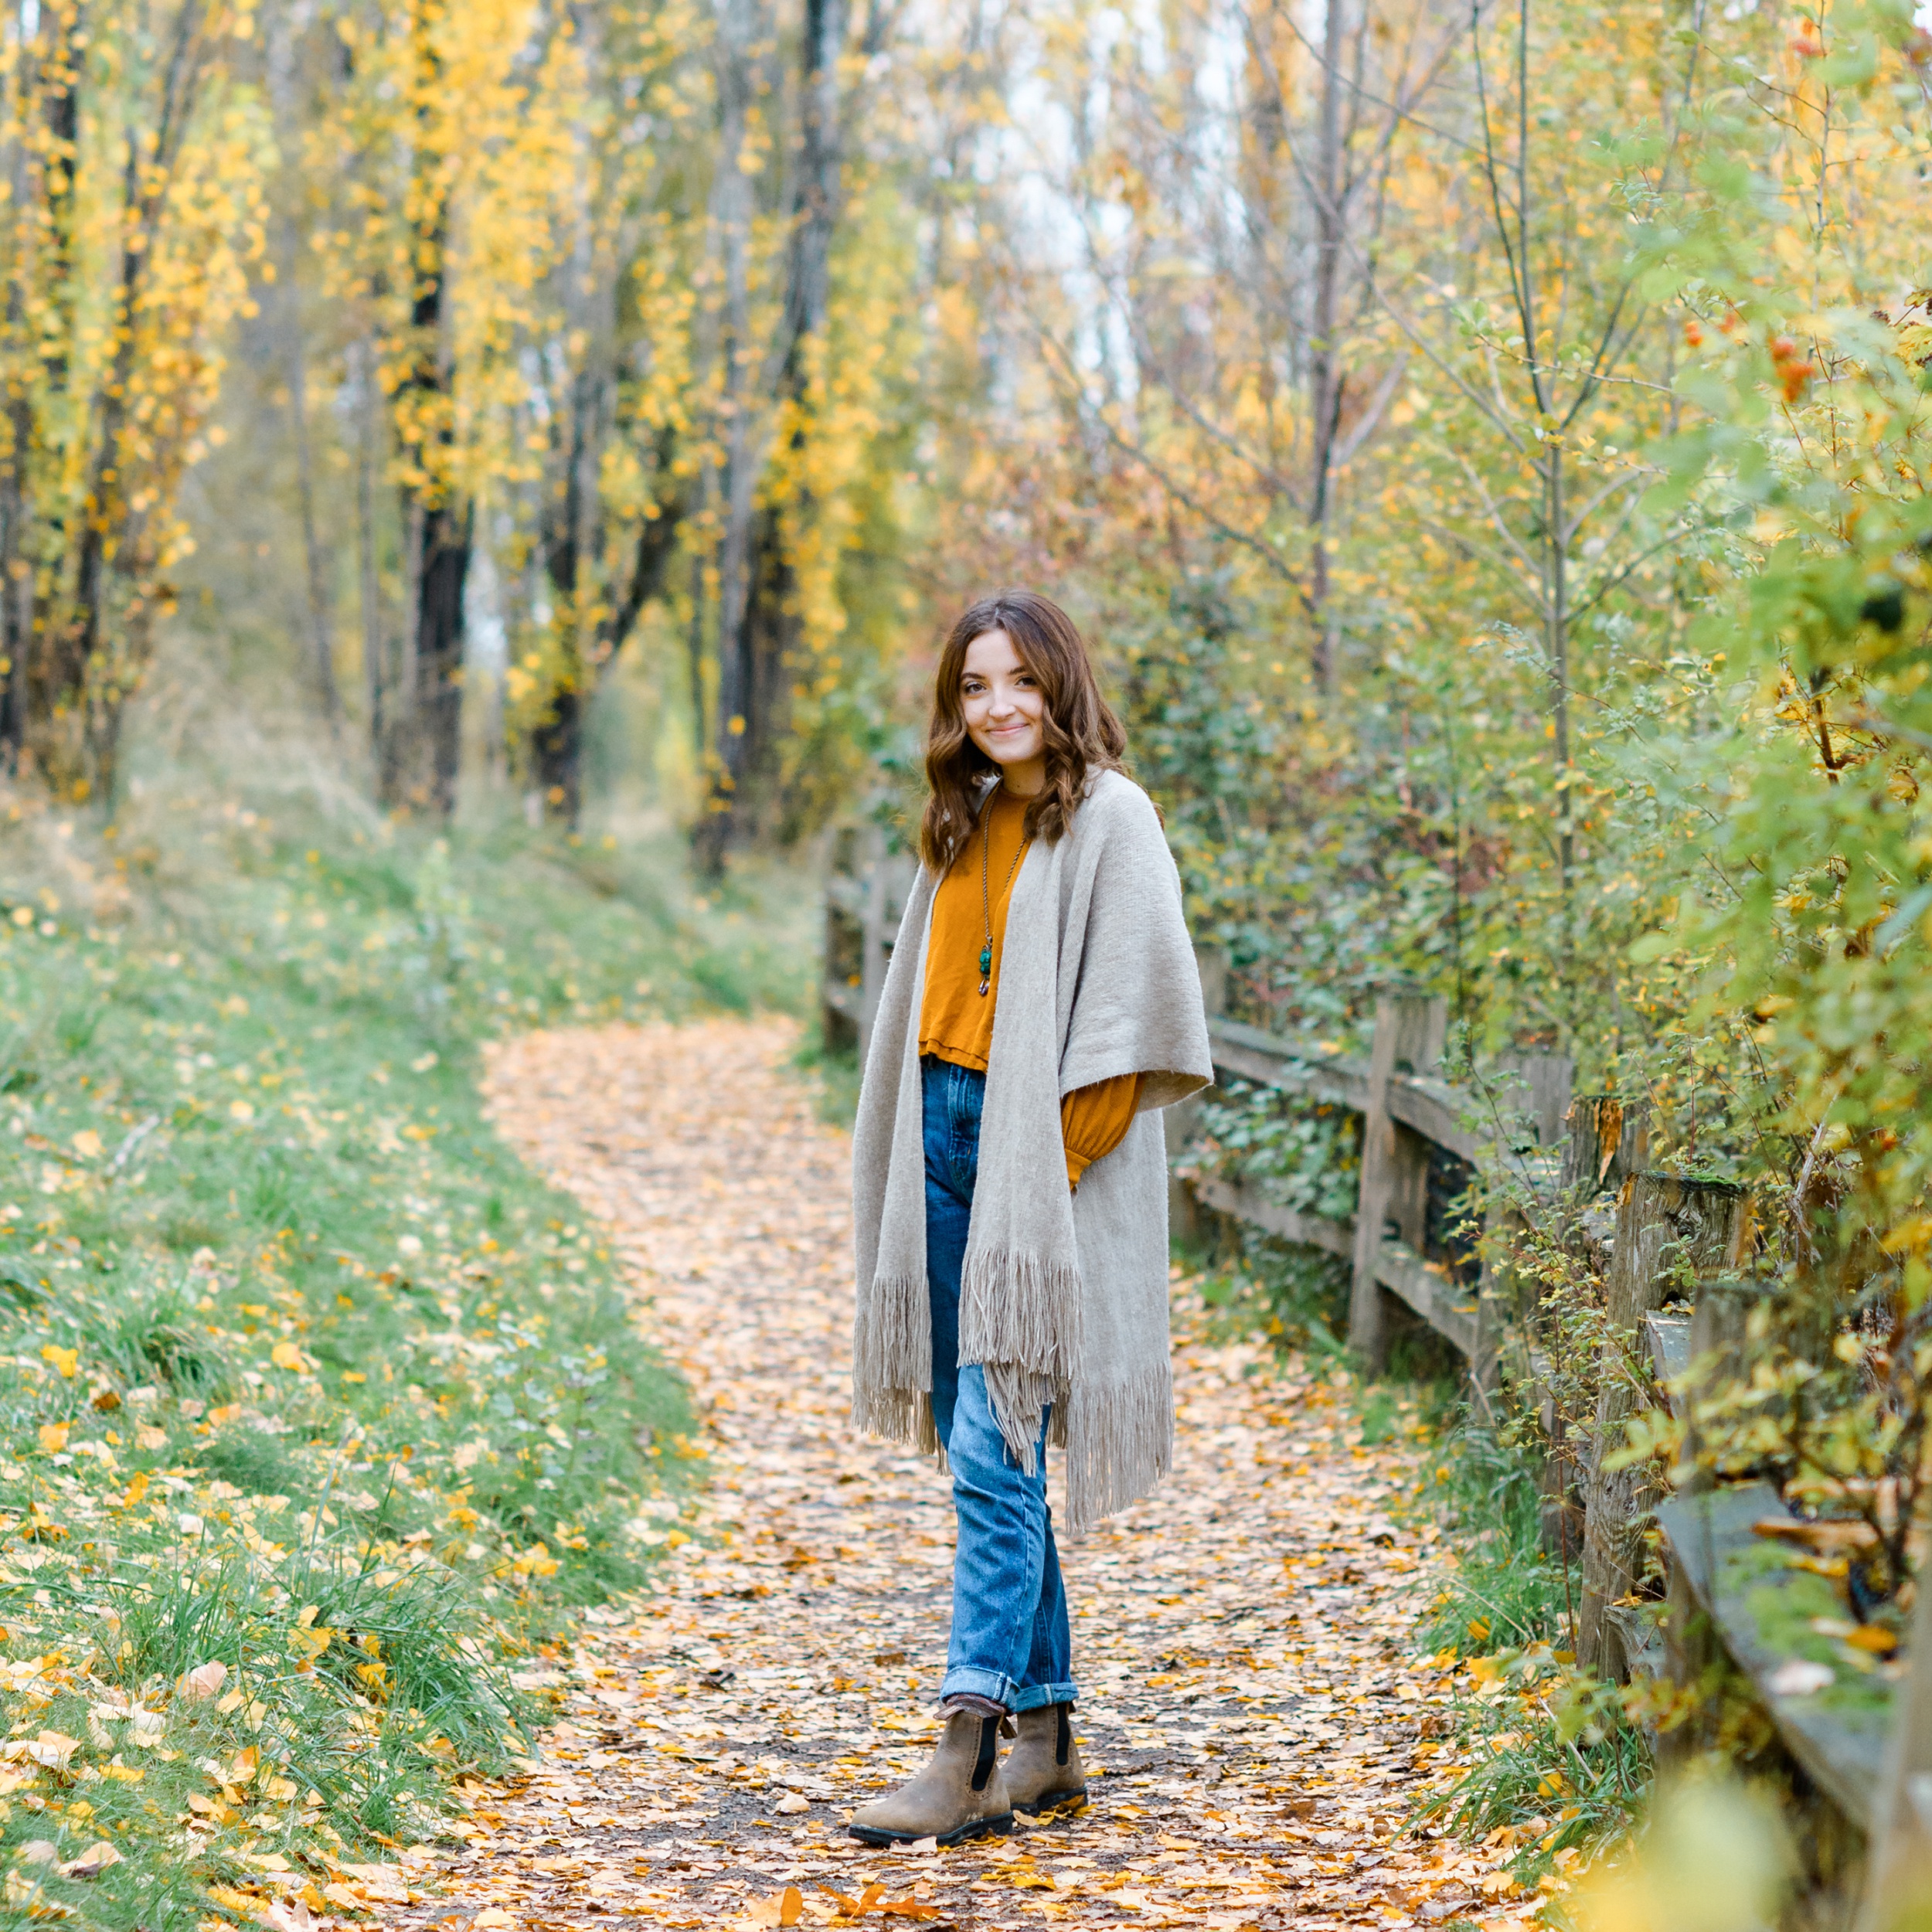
top-left (824, 842), bottom-right (1931, 1919)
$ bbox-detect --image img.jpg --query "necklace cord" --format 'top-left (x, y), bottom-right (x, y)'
top-left (978, 794), bottom-right (1029, 996)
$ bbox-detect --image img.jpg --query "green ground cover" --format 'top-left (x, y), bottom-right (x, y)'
top-left (0, 787), bottom-right (814, 1929)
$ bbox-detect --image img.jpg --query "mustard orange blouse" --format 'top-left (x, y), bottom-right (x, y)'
top-left (919, 785), bottom-right (1143, 1189)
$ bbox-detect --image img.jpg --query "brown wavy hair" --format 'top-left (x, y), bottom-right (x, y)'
top-left (917, 590), bottom-right (1128, 872)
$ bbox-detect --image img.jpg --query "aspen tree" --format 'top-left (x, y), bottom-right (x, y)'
top-left (0, 0), bottom-right (268, 801)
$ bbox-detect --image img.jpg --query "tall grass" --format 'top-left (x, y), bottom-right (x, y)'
top-left (1414, 1427), bottom-right (1649, 1887)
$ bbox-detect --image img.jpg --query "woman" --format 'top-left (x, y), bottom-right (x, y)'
top-left (846, 590), bottom-right (1213, 1846)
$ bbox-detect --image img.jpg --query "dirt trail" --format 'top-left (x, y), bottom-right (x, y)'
top-left (392, 1018), bottom-right (1509, 1930)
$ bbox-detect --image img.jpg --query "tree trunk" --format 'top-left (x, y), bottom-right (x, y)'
top-left (686, 519), bottom-right (708, 765)
top-left (352, 336), bottom-right (397, 803)
top-left (697, 0), bottom-right (849, 870)
top-left (413, 498), bottom-right (471, 818)
top-left (66, 0), bottom-right (207, 801)
top-left (381, 0), bottom-right (469, 818)
top-left (531, 687), bottom-right (584, 824)
top-left (1306, 0), bottom-right (1347, 691)
top-left (23, 2), bottom-right (87, 780)
top-left (533, 368), bottom-right (682, 826)
top-left (1546, 442), bottom-right (1572, 890)
top-left (284, 245), bottom-right (338, 728)
top-left (0, 20), bottom-right (39, 777)
top-left (0, 318), bottom-right (30, 777)
top-left (265, 0), bottom-right (336, 731)
top-left (696, 0), bottom-right (760, 872)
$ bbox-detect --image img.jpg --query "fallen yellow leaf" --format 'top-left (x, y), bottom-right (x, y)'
top-left (178, 1661), bottom-right (229, 1700)
top-left (60, 1842), bottom-right (121, 1879)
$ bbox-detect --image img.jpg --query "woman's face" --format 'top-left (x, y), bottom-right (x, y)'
top-left (960, 628), bottom-right (1047, 793)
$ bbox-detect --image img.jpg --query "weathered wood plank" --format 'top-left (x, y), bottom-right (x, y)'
top-left (1372, 1238), bottom-right (1478, 1356)
top-left (1658, 1484), bottom-right (1889, 1834)
top-left (1206, 1014), bottom-right (1520, 1169)
top-left (1861, 1553), bottom-right (1932, 1928)
top-left (1386, 1076), bottom-right (1484, 1164)
top-left (1205, 1016), bottom-right (1370, 1111)
top-left (1606, 1601), bottom-right (1666, 1682)
top-left (1189, 1175), bottom-right (1353, 1259)
top-left (1205, 1012), bottom-right (1564, 1179)
top-left (1492, 1052), bottom-right (1575, 1151)
top-left (1645, 1312), bottom-right (1691, 1401)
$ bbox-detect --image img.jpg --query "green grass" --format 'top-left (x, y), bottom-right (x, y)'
top-left (0, 785), bottom-right (818, 1928)
top-left (1413, 1427), bottom-right (1650, 1886)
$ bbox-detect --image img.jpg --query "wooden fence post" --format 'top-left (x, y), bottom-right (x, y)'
top-left (1494, 1052), bottom-right (1574, 1151)
top-left (1472, 1053), bottom-right (1575, 1419)
top-left (1349, 992), bottom-right (1446, 1372)
top-left (1517, 1095), bottom-right (1648, 1563)
top-left (1577, 1174), bottom-right (1753, 1677)
top-left (1859, 1549), bottom-right (1932, 1932)
top-left (1560, 1096), bottom-right (1651, 1199)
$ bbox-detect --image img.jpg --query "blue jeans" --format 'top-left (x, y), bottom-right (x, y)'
top-left (922, 1056), bottom-right (1077, 1713)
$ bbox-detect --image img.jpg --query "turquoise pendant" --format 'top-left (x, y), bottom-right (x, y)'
top-left (978, 944), bottom-right (992, 995)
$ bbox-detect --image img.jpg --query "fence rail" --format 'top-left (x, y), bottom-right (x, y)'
top-left (821, 842), bottom-right (1929, 1910)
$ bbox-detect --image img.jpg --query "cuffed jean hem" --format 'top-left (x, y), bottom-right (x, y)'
top-left (1006, 1679), bottom-right (1080, 1714)
top-left (938, 1666), bottom-right (1019, 1709)
top-left (940, 1668), bottom-right (1082, 1713)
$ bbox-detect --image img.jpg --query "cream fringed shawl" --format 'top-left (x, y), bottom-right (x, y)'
top-left (849, 770), bottom-right (1214, 1532)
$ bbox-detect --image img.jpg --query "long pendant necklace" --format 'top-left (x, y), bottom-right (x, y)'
top-left (978, 798), bottom-right (1029, 996)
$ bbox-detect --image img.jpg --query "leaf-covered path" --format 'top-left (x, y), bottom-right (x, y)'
top-left (395, 1018), bottom-right (1512, 1930)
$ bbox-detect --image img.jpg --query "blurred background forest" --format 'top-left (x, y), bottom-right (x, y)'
top-left (5, 0), bottom-right (1928, 1149)
top-left (1, 0), bottom-right (1930, 1910)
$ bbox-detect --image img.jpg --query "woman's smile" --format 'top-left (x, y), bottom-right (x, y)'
top-left (960, 628), bottom-right (1048, 794)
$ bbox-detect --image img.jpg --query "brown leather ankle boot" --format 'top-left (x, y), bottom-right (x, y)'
top-left (1003, 1702), bottom-right (1087, 1814)
top-left (845, 1707), bottom-right (1015, 1846)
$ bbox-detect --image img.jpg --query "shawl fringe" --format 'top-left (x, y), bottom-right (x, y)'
top-left (959, 1247), bottom-right (1083, 1373)
top-left (961, 1247), bottom-right (1083, 1471)
top-left (850, 1381), bottom-right (941, 1458)
top-left (852, 1267), bottom-right (938, 1455)
top-left (854, 1269), bottom-right (930, 1393)
top-left (1061, 1361), bottom-right (1175, 1535)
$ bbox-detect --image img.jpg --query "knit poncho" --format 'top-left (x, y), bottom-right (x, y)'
top-left (850, 770), bottom-right (1213, 1532)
